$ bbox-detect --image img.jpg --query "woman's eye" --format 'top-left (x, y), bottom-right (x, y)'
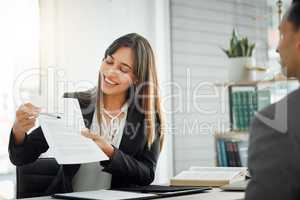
top-left (120, 66), bottom-right (130, 73)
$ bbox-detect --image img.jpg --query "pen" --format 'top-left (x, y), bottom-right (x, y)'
top-left (39, 112), bottom-right (61, 119)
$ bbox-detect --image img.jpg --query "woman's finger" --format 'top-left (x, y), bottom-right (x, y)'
top-left (21, 104), bottom-right (41, 115)
top-left (81, 128), bottom-right (98, 136)
top-left (81, 129), bottom-right (99, 140)
top-left (83, 133), bottom-right (98, 141)
top-left (23, 102), bottom-right (41, 111)
top-left (19, 112), bottom-right (38, 121)
top-left (81, 128), bottom-right (90, 135)
top-left (19, 118), bottom-right (36, 127)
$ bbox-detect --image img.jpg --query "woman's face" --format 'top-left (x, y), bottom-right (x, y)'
top-left (100, 47), bottom-right (136, 96)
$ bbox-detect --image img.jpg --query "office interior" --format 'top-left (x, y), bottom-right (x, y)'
top-left (0, 0), bottom-right (294, 199)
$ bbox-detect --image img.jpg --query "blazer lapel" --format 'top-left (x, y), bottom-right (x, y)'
top-left (76, 91), bottom-right (146, 155)
top-left (119, 103), bottom-right (146, 155)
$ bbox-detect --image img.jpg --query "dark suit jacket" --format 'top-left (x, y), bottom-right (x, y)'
top-left (246, 87), bottom-right (300, 200)
top-left (8, 90), bottom-right (161, 195)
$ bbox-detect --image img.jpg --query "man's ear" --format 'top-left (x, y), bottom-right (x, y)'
top-left (297, 37), bottom-right (300, 53)
top-left (296, 30), bottom-right (300, 49)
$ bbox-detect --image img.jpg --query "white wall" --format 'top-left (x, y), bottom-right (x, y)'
top-left (0, 1), bottom-right (40, 199)
top-left (170, 0), bottom-right (269, 174)
top-left (0, 0), bottom-right (40, 174)
top-left (39, 0), bottom-right (173, 184)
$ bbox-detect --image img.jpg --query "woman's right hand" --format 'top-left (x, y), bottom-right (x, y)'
top-left (12, 103), bottom-right (41, 145)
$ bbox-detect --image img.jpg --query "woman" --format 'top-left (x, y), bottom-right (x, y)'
top-left (9, 33), bottom-right (164, 195)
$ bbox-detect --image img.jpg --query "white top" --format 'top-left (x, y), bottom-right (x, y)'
top-left (72, 102), bottom-right (128, 192)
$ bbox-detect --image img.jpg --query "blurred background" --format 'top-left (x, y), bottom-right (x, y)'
top-left (0, 0), bottom-right (293, 199)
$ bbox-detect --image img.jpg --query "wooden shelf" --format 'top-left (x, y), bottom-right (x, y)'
top-left (213, 78), bottom-right (298, 87)
top-left (214, 131), bottom-right (249, 141)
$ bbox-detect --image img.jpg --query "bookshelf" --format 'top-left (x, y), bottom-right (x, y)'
top-left (214, 78), bottom-right (299, 167)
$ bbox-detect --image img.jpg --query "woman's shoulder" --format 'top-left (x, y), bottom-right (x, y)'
top-left (63, 87), bottom-right (97, 102)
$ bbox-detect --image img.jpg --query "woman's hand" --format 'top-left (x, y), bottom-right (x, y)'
top-left (81, 128), bottom-right (115, 158)
top-left (12, 103), bottom-right (41, 145)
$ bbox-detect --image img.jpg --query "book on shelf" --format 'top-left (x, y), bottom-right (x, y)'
top-left (170, 167), bottom-right (247, 187)
top-left (231, 88), bottom-right (271, 131)
top-left (257, 90), bottom-right (271, 110)
top-left (225, 141), bottom-right (235, 167)
top-left (216, 138), bottom-right (248, 167)
top-left (237, 140), bottom-right (248, 167)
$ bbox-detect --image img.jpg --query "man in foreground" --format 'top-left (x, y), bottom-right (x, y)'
top-left (246, 1), bottom-right (300, 200)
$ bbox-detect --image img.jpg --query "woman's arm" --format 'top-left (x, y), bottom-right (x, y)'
top-left (101, 135), bottom-right (160, 186)
top-left (9, 102), bottom-right (48, 166)
top-left (8, 127), bottom-right (49, 166)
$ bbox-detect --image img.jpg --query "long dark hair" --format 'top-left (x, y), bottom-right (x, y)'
top-left (96, 33), bottom-right (165, 149)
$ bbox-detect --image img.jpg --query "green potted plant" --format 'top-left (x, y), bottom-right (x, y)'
top-left (222, 29), bottom-right (256, 82)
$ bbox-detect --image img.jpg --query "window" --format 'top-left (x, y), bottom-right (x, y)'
top-left (0, 0), bottom-right (40, 199)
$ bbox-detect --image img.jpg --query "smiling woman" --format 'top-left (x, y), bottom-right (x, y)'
top-left (8, 33), bottom-right (165, 196)
top-left (96, 33), bottom-right (164, 149)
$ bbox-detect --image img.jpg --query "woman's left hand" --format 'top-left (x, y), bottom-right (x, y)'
top-left (81, 128), bottom-right (115, 158)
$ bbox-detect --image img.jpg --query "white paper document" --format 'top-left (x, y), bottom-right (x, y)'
top-left (54, 189), bottom-right (157, 200)
top-left (38, 98), bottom-right (108, 164)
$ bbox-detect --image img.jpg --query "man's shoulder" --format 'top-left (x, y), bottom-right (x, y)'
top-left (286, 86), bottom-right (300, 107)
top-left (252, 87), bottom-right (300, 133)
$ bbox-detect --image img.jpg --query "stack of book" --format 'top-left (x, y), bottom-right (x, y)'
top-left (216, 139), bottom-right (248, 167)
top-left (231, 90), bottom-right (271, 131)
top-left (170, 167), bottom-right (247, 187)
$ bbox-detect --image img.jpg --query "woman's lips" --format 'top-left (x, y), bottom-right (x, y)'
top-left (103, 75), bottom-right (119, 86)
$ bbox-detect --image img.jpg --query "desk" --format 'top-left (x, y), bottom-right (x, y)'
top-left (20, 189), bottom-right (245, 200)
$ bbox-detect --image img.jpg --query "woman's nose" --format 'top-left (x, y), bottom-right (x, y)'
top-left (106, 67), bottom-right (118, 75)
top-left (105, 66), bottom-right (122, 78)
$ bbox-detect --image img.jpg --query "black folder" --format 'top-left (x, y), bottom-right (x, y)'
top-left (117, 185), bottom-right (211, 199)
top-left (52, 185), bottom-right (211, 200)
top-left (117, 185), bottom-right (210, 193)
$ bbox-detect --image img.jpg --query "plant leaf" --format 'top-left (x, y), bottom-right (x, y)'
top-left (248, 43), bottom-right (255, 56)
top-left (244, 38), bottom-right (249, 56)
top-left (236, 41), bottom-right (243, 57)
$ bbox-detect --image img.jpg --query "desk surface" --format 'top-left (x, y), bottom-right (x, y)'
top-left (21, 189), bottom-right (244, 200)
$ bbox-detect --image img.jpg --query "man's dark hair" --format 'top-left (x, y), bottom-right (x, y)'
top-left (286, 0), bottom-right (300, 30)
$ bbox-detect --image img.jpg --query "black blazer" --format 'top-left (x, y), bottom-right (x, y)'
top-left (8, 90), bottom-right (161, 195)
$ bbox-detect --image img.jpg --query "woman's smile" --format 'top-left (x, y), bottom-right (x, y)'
top-left (103, 75), bottom-right (119, 87)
